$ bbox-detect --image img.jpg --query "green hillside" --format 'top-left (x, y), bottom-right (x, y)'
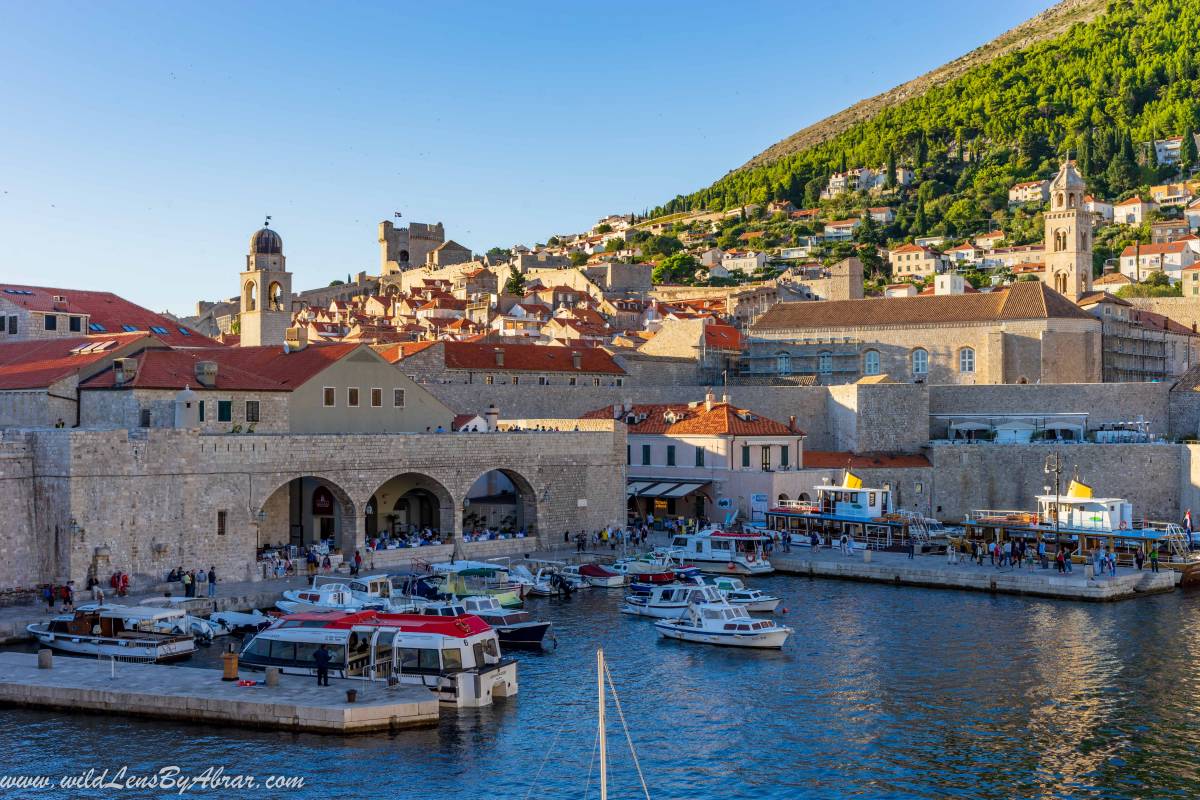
top-left (648, 0), bottom-right (1200, 243)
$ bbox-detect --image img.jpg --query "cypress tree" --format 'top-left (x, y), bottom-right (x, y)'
top-left (1181, 126), bottom-right (1197, 174)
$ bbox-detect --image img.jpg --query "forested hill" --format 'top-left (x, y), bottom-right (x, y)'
top-left (648, 0), bottom-right (1200, 226)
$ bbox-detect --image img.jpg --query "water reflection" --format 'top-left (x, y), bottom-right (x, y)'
top-left (3, 579), bottom-right (1200, 799)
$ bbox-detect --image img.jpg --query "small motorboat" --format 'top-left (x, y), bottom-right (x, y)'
top-left (28, 605), bottom-right (197, 662)
top-left (433, 562), bottom-right (525, 607)
top-left (654, 602), bottom-right (792, 649)
top-left (611, 557), bottom-right (675, 584)
top-left (277, 583), bottom-right (383, 614)
top-left (705, 577), bottom-right (781, 612)
top-left (578, 563), bottom-right (627, 588)
top-left (559, 565), bottom-right (594, 590)
top-left (209, 608), bottom-right (271, 633)
top-left (460, 596), bottom-right (554, 649)
top-left (620, 584), bottom-right (725, 619)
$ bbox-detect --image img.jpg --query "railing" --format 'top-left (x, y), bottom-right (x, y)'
top-left (97, 650), bottom-right (157, 678)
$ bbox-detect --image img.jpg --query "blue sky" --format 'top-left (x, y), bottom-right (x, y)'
top-left (0, 1), bottom-right (1053, 314)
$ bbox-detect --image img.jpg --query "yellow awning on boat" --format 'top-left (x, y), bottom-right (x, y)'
top-left (842, 471), bottom-right (863, 489)
top-left (1067, 479), bottom-right (1093, 498)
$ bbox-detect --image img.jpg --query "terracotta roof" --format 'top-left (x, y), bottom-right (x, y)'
top-left (802, 451), bottom-right (931, 469)
top-left (0, 284), bottom-right (221, 347)
top-left (581, 402), bottom-right (800, 436)
top-left (81, 343), bottom-right (364, 391)
top-left (1094, 272), bottom-right (1133, 285)
top-left (400, 341), bottom-right (625, 374)
top-left (1077, 292), bottom-right (1131, 307)
top-left (1114, 196), bottom-right (1147, 206)
top-left (891, 244), bottom-right (937, 255)
top-left (824, 218), bottom-right (860, 228)
top-left (750, 281), bottom-right (1093, 330)
top-left (0, 333), bottom-right (154, 390)
top-left (1120, 242), bottom-right (1189, 257)
top-left (703, 324), bottom-right (742, 351)
top-left (1133, 309), bottom-right (1198, 337)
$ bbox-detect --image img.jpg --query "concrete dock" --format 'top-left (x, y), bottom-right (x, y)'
top-left (0, 652), bottom-right (439, 733)
top-left (770, 548), bottom-right (1178, 601)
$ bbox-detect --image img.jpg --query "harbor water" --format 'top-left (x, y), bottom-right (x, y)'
top-left (4, 575), bottom-right (1200, 799)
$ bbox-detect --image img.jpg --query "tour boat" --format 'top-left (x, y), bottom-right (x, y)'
top-left (668, 528), bottom-right (774, 575)
top-left (277, 582), bottom-right (384, 614)
top-left (458, 596), bottom-right (554, 649)
top-left (961, 478), bottom-right (1200, 583)
top-left (27, 605), bottom-right (197, 662)
top-left (619, 584), bottom-right (726, 619)
top-left (239, 609), bottom-right (518, 708)
top-left (704, 576), bottom-right (781, 612)
top-left (338, 574), bottom-right (427, 612)
top-left (654, 601), bottom-right (793, 649)
top-left (760, 472), bottom-right (948, 553)
top-left (577, 563), bottom-right (627, 588)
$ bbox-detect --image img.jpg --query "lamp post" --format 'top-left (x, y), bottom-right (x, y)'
top-left (1044, 452), bottom-right (1063, 551)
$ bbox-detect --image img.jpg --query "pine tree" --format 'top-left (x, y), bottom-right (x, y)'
top-left (912, 203), bottom-right (928, 235)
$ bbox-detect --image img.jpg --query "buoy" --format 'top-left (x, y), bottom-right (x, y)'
top-left (781, 607), bottom-right (789, 614)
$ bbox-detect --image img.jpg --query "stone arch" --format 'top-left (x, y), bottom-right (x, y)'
top-left (363, 472), bottom-right (455, 544)
top-left (1056, 192), bottom-right (1065, 209)
top-left (399, 249), bottom-right (410, 264)
top-left (267, 281), bottom-right (283, 311)
top-left (243, 280), bottom-right (258, 312)
top-left (253, 473), bottom-right (356, 555)
top-left (462, 467), bottom-right (538, 538)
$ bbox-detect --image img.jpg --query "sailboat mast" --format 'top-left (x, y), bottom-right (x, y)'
top-left (598, 648), bottom-right (607, 800)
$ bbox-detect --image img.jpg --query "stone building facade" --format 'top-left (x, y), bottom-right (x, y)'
top-left (379, 220), bottom-right (446, 274)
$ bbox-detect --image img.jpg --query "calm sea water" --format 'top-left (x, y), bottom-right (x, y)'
top-left (5, 577), bottom-right (1200, 800)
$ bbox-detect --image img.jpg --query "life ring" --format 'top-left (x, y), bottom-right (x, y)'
top-left (1119, 521), bottom-right (1128, 530)
top-left (747, 554), bottom-right (756, 563)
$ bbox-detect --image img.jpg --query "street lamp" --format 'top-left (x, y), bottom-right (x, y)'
top-left (1044, 452), bottom-right (1063, 551)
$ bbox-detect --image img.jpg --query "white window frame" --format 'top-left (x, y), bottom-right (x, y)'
top-left (393, 388), bottom-right (405, 408)
top-left (370, 387), bottom-right (382, 408)
top-left (347, 387), bottom-right (360, 407)
top-left (911, 348), bottom-right (928, 375)
top-left (818, 351), bottom-right (833, 374)
top-left (959, 347), bottom-right (975, 374)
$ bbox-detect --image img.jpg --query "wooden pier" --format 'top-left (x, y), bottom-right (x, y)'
top-left (0, 652), bottom-right (439, 733)
top-left (770, 548), bottom-right (1179, 601)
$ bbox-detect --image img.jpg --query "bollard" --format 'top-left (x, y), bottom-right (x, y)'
top-left (346, 688), bottom-right (358, 703)
top-left (863, 549), bottom-right (873, 563)
top-left (37, 649), bottom-right (52, 670)
top-left (265, 667), bottom-right (280, 687)
top-left (221, 651), bottom-right (239, 681)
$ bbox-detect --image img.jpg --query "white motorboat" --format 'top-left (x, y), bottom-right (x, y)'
top-left (239, 608), bottom-right (518, 708)
top-left (330, 574), bottom-right (426, 612)
top-left (654, 602), bottom-right (792, 649)
top-left (559, 565), bottom-right (595, 590)
top-left (459, 596), bottom-right (554, 649)
top-left (668, 528), bottom-right (774, 575)
top-left (209, 608), bottom-right (271, 633)
top-left (128, 597), bottom-right (224, 640)
top-left (277, 582), bottom-right (383, 614)
top-left (577, 563), bottom-right (627, 588)
top-left (27, 605), bottom-right (197, 662)
top-left (619, 584), bottom-right (725, 619)
top-left (702, 577), bottom-right (781, 612)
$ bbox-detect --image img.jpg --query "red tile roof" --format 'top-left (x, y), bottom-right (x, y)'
top-left (0, 333), bottom-right (154, 390)
top-left (802, 451), bottom-right (931, 469)
top-left (1120, 242), bottom-right (1190, 257)
top-left (582, 402), bottom-right (799, 436)
top-left (81, 343), bottom-right (364, 391)
top-left (0, 284), bottom-right (221, 347)
top-left (703, 324), bottom-right (742, 351)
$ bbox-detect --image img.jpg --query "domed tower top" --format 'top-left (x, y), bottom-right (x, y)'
top-left (250, 227), bottom-right (283, 255)
top-left (1050, 160), bottom-right (1087, 211)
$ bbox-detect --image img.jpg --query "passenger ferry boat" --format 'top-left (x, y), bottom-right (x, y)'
top-left (454, 597), bottom-right (553, 649)
top-left (239, 609), bottom-right (518, 707)
top-left (28, 605), bottom-right (197, 662)
top-left (961, 479), bottom-right (1200, 583)
top-left (654, 602), bottom-right (792, 649)
top-left (759, 473), bottom-right (949, 553)
top-left (668, 528), bottom-right (773, 575)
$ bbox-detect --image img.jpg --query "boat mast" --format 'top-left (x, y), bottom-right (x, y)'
top-left (598, 648), bottom-right (607, 800)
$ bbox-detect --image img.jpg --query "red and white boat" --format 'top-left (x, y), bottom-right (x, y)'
top-left (669, 528), bottom-right (774, 575)
top-left (577, 563), bottom-right (627, 588)
top-left (238, 609), bottom-right (518, 708)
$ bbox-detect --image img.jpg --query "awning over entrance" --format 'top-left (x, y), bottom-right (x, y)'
top-left (626, 478), bottom-right (711, 498)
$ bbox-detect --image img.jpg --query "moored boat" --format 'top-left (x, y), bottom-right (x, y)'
top-left (459, 596), bottom-right (554, 649)
top-left (668, 528), bottom-right (773, 575)
top-left (704, 576), bottom-right (781, 612)
top-left (277, 582), bottom-right (382, 614)
top-left (239, 608), bottom-right (518, 707)
top-left (27, 605), bottom-right (197, 662)
top-left (578, 563), bottom-right (627, 588)
top-left (654, 602), bottom-right (792, 649)
top-left (620, 584), bottom-right (725, 619)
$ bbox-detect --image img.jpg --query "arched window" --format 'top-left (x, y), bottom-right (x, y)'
top-left (268, 281), bottom-right (283, 311)
top-left (1053, 229), bottom-right (1067, 252)
top-left (243, 281), bottom-right (257, 312)
top-left (818, 351), bottom-right (833, 374)
top-left (863, 350), bottom-right (880, 376)
top-left (1068, 192), bottom-right (1076, 208)
top-left (911, 348), bottom-right (929, 375)
top-left (776, 352), bottom-right (791, 375)
top-left (399, 249), bottom-right (410, 263)
top-left (1056, 193), bottom-right (1065, 209)
top-left (959, 347), bottom-right (975, 374)
top-left (777, 493), bottom-right (790, 504)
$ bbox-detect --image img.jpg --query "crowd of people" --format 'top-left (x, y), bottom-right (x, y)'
top-left (165, 566), bottom-right (218, 597)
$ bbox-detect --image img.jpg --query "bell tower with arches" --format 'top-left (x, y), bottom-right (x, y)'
top-left (239, 223), bottom-right (292, 347)
top-left (1042, 160), bottom-right (1092, 302)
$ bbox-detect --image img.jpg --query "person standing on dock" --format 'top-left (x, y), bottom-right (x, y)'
top-left (207, 566), bottom-right (217, 597)
top-left (313, 644), bottom-right (332, 686)
top-left (182, 570), bottom-right (194, 597)
top-left (1135, 548), bottom-right (1145, 571)
top-left (61, 582), bottom-right (74, 612)
top-left (1038, 540), bottom-right (1048, 570)
top-left (1150, 546), bottom-right (1160, 573)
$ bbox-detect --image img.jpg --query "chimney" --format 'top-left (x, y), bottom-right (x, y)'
top-left (112, 358), bottom-right (138, 386)
top-left (721, 392), bottom-right (730, 405)
top-left (789, 415), bottom-right (797, 432)
top-left (571, 351), bottom-right (582, 370)
top-left (494, 347), bottom-right (505, 367)
top-left (194, 361), bottom-right (218, 388)
top-left (704, 389), bottom-right (715, 412)
top-left (285, 325), bottom-right (308, 352)
top-left (484, 403), bottom-right (499, 432)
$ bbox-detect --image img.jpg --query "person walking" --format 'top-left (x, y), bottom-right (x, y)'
top-left (313, 644), bottom-right (332, 687)
top-left (207, 566), bottom-right (217, 597)
top-left (1064, 546), bottom-right (1073, 573)
top-left (1150, 545), bottom-right (1160, 573)
top-left (321, 555), bottom-right (332, 574)
top-left (61, 581), bottom-right (74, 612)
top-left (352, 550), bottom-right (363, 576)
top-left (1038, 540), bottom-right (1048, 570)
top-left (1135, 548), bottom-right (1145, 571)
top-left (906, 538), bottom-right (915, 560)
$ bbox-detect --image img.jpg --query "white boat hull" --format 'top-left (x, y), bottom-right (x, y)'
top-left (691, 559), bottom-right (774, 576)
top-left (585, 575), bottom-right (627, 588)
top-left (27, 626), bottom-right (195, 661)
top-left (619, 601), bottom-right (688, 619)
top-left (729, 597), bottom-right (782, 613)
top-left (653, 622), bottom-right (791, 649)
